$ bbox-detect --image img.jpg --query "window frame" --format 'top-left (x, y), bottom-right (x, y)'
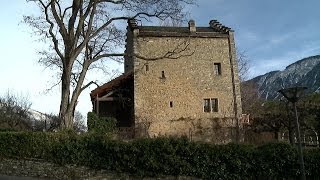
top-left (203, 98), bottom-right (219, 113)
top-left (203, 98), bottom-right (211, 112)
top-left (211, 98), bottom-right (219, 112)
top-left (214, 63), bottom-right (222, 75)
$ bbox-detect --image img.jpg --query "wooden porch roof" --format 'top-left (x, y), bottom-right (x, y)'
top-left (90, 71), bottom-right (133, 101)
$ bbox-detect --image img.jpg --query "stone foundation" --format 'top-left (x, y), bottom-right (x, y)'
top-left (135, 117), bottom-right (240, 144)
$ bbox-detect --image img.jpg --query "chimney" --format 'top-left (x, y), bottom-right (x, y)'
top-left (128, 19), bottom-right (137, 30)
top-left (188, 19), bottom-right (196, 33)
top-left (128, 19), bottom-right (139, 36)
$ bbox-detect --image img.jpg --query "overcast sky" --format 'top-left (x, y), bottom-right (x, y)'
top-left (0, 0), bottom-right (319, 116)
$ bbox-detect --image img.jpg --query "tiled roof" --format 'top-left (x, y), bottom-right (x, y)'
top-left (90, 71), bottom-right (133, 100)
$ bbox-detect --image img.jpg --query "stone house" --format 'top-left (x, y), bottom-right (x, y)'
top-left (90, 19), bottom-right (242, 143)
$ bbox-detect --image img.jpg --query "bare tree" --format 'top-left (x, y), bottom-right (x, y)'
top-left (24, 0), bottom-right (195, 130)
top-left (236, 49), bottom-right (256, 114)
top-left (236, 49), bottom-right (250, 82)
top-left (0, 91), bottom-right (32, 131)
top-left (241, 81), bottom-right (259, 113)
top-left (73, 110), bottom-right (87, 132)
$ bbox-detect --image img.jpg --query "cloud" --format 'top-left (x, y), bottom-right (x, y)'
top-left (251, 57), bottom-right (290, 76)
top-left (269, 32), bottom-right (295, 45)
top-left (250, 45), bottom-right (320, 78)
top-left (242, 31), bottom-right (258, 41)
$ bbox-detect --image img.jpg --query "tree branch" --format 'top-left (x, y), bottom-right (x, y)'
top-left (50, 0), bottom-right (68, 41)
top-left (62, 5), bottom-right (73, 18)
top-left (68, 0), bottom-right (82, 40)
top-left (89, 12), bottom-right (162, 40)
top-left (44, 78), bottom-right (62, 94)
top-left (98, 0), bottom-right (124, 4)
top-left (90, 53), bottom-right (124, 63)
top-left (38, 0), bottom-right (64, 61)
top-left (80, 81), bottom-right (100, 93)
top-left (73, 1), bottom-right (97, 59)
top-left (70, 59), bottom-right (91, 111)
top-left (134, 39), bottom-right (195, 61)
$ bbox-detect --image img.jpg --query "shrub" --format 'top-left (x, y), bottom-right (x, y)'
top-left (254, 142), bottom-right (298, 179)
top-left (1, 132), bottom-right (319, 179)
top-left (304, 148), bottom-right (320, 178)
top-left (87, 112), bottom-right (117, 134)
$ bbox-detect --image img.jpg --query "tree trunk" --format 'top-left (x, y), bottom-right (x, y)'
top-left (59, 65), bottom-right (74, 130)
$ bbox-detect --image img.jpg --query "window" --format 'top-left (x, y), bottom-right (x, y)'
top-left (214, 63), bottom-right (222, 75)
top-left (203, 98), bottom-right (219, 112)
top-left (161, 71), bottom-right (166, 79)
top-left (145, 64), bottom-right (149, 71)
top-left (169, 101), bottom-right (173, 108)
top-left (211, 98), bottom-right (218, 112)
top-left (203, 99), bottom-right (211, 112)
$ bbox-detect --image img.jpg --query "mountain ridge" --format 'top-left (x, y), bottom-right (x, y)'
top-left (246, 55), bottom-right (320, 100)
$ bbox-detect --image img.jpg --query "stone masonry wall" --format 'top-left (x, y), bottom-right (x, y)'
top-left (124, 25), bottom-right (135, 73)
top-left (228, 31), bottom-right (242, 119)
top-left (132, 34), bottom-right (242, 143)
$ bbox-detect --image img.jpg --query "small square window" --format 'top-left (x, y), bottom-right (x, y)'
top-left (214, 63), bottom-right (222, 75)
top-left (203, 98), bottom-right (219, 112)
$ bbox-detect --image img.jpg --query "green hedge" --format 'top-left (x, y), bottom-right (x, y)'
top-left (0, 132), bottom-right (319, 179)
top-left (87, 112), bottom-right (117, 134)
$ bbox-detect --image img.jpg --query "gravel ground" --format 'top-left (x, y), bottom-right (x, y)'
top-left (0, 158), bottom-right (197, 180)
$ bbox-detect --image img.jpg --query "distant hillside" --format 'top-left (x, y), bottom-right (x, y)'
top-left (247, 55), bottom-right (320, 99)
